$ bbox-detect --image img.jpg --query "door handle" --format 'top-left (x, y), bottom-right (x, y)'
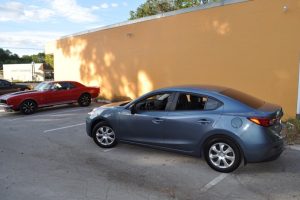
top-left (152, 118), bottom-right (164, 124)
top-left (197, 119), bottom-right (212, 125)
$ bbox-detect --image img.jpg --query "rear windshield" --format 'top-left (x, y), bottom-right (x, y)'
top-left (220, 89), bottom-right (265, 109)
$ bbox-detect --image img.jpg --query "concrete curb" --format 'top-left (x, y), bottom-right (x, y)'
top-left (94, 99), bottom-right (111, 104)
top-left (287, 145), bottom-right (300, 151)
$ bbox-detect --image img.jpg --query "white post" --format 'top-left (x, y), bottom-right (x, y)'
top-left (31, 62), bottom-right (35, 81)
top-left (297, 59), bottom-right (300, 118)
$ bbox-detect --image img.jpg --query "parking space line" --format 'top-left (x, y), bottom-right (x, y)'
top-left (200, 173), bottom-right (228, 193)
top-left (103, 148), bottom-right (115, 152)
top-left (43, 123), bottom-right (85, 133)
top-left (10, 108), bottom-right (92, 121)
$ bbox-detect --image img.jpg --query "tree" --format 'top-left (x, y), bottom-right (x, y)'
top-left (44, 54), bottom-right (54, 70)
top-left (0, 48), bottom-right (53, 70)
top-left (129, 0), bottom-right (222, 20)
top-left (0, 48), bottom-right (20, 70)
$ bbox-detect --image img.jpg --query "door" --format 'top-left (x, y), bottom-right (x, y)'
top-left (118, 92), bottom-right (175, 146)
top-left (43, 82), bottom-right (71, 105)
top-left (55, 82), bottom-right (79, 102)
top-left (163, 92), bottom-right (223, 152)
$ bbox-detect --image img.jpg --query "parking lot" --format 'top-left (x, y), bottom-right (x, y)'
top-left (0, 103), bottom-right (300, 200)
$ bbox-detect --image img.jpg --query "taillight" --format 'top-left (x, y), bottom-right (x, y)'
top-left (248, 117), bottom-right (276, 127)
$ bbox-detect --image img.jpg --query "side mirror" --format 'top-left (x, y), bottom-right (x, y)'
top-left (130, 105), bottom-right (137, 114)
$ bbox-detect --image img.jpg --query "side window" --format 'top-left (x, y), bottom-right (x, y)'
top-left (175, 93), bottom-right (221, 111)
top-left (0, 80), bottom-right (3, 87)
top-left (135, 93), bottom-right (171, 112)
top-left (59, 82), bottom-right (71, 90)
top-left (52, 82), bottom-right (74, 90)
top-left (52, 83), bottom-right (63, 90)
top-left (68, 82), bottom-right (76, 89)
top-left (204, 98), bottom-right (221, 110)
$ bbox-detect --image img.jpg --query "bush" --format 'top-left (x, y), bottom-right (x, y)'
top-left (282, 118), bottom-right (300, 144)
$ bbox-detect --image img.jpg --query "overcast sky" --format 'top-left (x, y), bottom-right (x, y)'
top-left (0, 0), bottom-right (145, 56)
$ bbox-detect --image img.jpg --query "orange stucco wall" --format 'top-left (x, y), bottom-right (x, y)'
top-left (47, 0), bottom-right (300, 118)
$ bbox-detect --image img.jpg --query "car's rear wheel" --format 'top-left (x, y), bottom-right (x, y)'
top-left (20, 100), bottom-right (37, 115)
top-left (92, 122), bottom-right (117, 148)
top-left (204, 137), bottom-right (241, 173)
top-left (78, 93), bottom-right (91, 107)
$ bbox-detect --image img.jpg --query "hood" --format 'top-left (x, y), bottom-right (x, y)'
top-left (89, 101), bottom-right (130, 117)
top-left (101, 101), bottom-right (131, 108)
top-left (0, 90), bottom-right (39, 100)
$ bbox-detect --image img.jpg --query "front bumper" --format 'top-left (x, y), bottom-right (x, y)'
top-left (0, 103), bottom-right (14, 112)
top-left (86, 117), bottom-right (93, 137)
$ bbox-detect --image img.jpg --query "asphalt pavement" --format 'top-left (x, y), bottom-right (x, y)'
top-left (0, 103), bottom-right (300, 200)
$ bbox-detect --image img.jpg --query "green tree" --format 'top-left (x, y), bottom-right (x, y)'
top-left (0, 48), bottom-right (20, 70)
top-left (0, 48), bottom-right (53, 70)
top-left (31, 53), bottom-right (45, 63)
top-left (129, 0), bottom-right (222, 20)
top-left (44, 54), bottom-right (54, 70)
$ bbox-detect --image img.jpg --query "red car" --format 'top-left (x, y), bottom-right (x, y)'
top-left (0, 81), bottom-right (100, 114)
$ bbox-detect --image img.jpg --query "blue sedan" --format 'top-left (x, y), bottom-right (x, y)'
top-left (86, 86), bottom-right (284, 172)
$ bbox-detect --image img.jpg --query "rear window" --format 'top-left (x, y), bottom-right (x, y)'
top-left (221, 89), bottom-right (265, 109)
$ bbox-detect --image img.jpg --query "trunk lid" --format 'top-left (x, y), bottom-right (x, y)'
top-left (256, 102), bottom-right (283, 119)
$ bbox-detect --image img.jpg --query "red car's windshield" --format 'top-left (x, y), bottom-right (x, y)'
top-left (34, 82), bottom-right (52, 91)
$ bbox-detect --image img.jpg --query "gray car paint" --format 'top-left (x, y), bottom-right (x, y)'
top-left (86, 86), bottom-right (284, 163)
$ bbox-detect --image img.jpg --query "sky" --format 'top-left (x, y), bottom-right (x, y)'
top-left (0, 0), bottom-right (145, 56)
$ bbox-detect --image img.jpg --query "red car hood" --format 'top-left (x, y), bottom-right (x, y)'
top-left (0, 90), bottom-right (39, 100)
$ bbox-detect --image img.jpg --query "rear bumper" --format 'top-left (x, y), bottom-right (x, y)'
top-left (242, 136), bottom-right (284, 163)
top-left (0, 103), bottom-right (14, 112)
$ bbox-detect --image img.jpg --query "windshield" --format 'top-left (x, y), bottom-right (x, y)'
top-left (119, 101), bottom-right (131, 106)
top-left (34, 82), bottom-right (52, 91)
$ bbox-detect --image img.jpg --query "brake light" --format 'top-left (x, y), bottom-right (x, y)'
top-left (248, 117), bottom-right (276, 127)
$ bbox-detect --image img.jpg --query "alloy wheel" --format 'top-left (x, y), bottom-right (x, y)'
top-left (95, 126), bottom-right (115, 146)
top-left (21, 100), bottom-right (36, 114)
top-left (208, 142), bottom-right (236, 169)
top-left (79, 94), bottom-right (91, 106)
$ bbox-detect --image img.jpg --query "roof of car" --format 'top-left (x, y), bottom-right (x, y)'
top-left (157, 85), bottom-right (229, 93)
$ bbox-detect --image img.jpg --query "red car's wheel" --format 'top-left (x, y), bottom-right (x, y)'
top-left (78, 93), bottom-right (91, 107)
top-left (20, 100), bottom-right (37, 115)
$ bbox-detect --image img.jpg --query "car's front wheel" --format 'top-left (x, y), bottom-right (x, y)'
top-left (204, 137), bottom-right (241, 173)
top-left (92, 122), bottom-right (117, 148)
top-left (20, 100), bottom-right (37, 115)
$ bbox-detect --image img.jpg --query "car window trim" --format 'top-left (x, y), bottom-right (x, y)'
top-left (169, 92), bottom-right (223, 112)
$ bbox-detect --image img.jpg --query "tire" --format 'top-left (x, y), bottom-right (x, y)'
top-left (92, 122), bottom-right (117, 148)
top-left (20, 100), bottom-right (37, 115)
top-left (204, 137), bottom-right (241, 173)
top-left (78, 93), bottom-right (91, 107)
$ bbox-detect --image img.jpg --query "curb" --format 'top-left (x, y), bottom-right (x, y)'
top-left (94, 99), bottom-right (111, 104)
top-left (287, 145), bottom-right (300, 151)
